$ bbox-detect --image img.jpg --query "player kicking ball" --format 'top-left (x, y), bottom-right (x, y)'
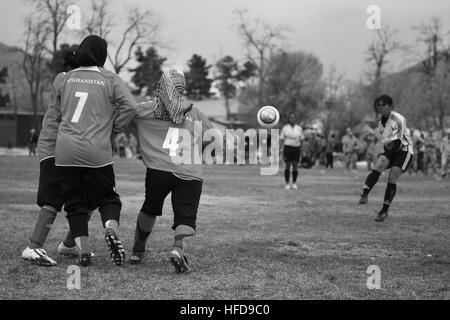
top-left (52, 35), bottom-right (137, 266)
top-left (129, 69), bottom-right (213, 273)
top-left (359, 95), bottom-right (413, 222)
top-left (22, 51), bottom-right (94, 266)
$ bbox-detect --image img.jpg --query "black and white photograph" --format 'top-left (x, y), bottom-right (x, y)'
top-left (0, 0), bottom-right (448, 307)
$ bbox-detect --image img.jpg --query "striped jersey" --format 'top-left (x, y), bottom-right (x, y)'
top-left (135, 101), bottom-right (214, 180)
top-left (380, 111), bottom-right (413, 155)
top-left (53, 66), bottom-right (137, 167)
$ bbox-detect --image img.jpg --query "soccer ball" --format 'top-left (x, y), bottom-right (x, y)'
top-left (257, 106), bottom-right (280, 128)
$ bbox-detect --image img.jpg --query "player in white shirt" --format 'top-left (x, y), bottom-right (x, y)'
top-left (280, 113), bottom-right (304, 190)
top-left (359, 95), bottom-right (413, 222)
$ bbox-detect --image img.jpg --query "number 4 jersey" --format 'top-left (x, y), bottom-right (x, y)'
top-left (135, 101), bottom-right (214, 180)
top-left (53, 66), bottom-right (137, 167)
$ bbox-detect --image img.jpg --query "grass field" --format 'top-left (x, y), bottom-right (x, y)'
top-left (0, 155), bottom-right (449, 300)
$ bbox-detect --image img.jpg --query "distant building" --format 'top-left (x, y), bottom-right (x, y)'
top-left (0, 110), bottom-right (45, 147)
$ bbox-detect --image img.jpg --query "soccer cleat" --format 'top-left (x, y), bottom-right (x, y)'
top-left (375, 210), bottom-right (389, 222)
top-left (285, 184), bottom-right (291, 190)
top-left (359, 193), bottom-right (368, 205)
top-left (58, 242), bottom-right (95, 258)
top-left (22, 247), bottom-right (57, 266)
top-left (78, 253), bottom-right (92, 267)
top-left (105, 229), bottom-right (125, 266)
top-left (169, 247), bottom-right (190, 274)
top-left (292, 183), bottom-right (298, 190)
top-left (129, 252), bottom-right (145, 265)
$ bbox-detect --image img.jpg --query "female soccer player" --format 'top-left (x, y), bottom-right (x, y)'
top-left (359, 95), bottom-right (413, 222)
top-left (129, 69), bottom-right (214, 273)
top-left (52, 35), bottom-right (137, 266)
top-left (280, 113), bottom-right (304, 189)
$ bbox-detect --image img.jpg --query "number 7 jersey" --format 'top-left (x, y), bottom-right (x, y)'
top-left (53, 66), bottom-right (136, 167)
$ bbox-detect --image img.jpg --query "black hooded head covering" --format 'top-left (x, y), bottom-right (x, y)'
top-left (74, 35), bottom-right (108, 68)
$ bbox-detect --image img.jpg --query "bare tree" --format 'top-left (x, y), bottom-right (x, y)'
top-left (234, 8), bottom-right (289, 107)
top-left (107, 7), bottom-right (162, 74)
top-left (9, 63), bottom-right (26, 118)
top-left (22, 16), bottom-right (50, 129)
top-left (324, 64), bottom-right (345, 106)
top-left (84, 0), bottom-right (112, 39)
top-left (366, 26), bottom-right (402, 100)
top-left (31, 0), bottom-right (71, 60)
top-left (411, 17), bottom-right (450, 129)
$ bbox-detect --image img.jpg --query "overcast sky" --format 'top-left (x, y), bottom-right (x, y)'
top-left (1, 0), bottom-right (449, 81)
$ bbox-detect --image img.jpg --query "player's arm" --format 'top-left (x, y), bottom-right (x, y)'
top-left (111, 76), bottom-right (137, 133)
top-left (46, 73), bottom-right (64, 130)
top-left (279, 126), bottom-right (286, 149)
top-left (135, 100), bottom-right (156, 120)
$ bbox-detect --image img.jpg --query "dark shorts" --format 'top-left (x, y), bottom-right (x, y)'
top-left (380, 151), bottom-right (413, 172)
top-left (283, 146), bottom-right (301, 162)
top-left (60, 164), bottom-right (121, 225)
top-left (37, 157), bottom-right (64, 212)
top-left (141, 168), bottom-right (203, 230)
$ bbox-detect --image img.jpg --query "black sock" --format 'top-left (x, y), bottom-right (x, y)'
top-left (64, 211), bottom-right (92, 247)
top-left (284, 169), bottom-right (290, 183)
top-left (362, 170), bottom-right (381, 195)
top-left (382, 183), bottom-right (397, 211)
top-left (292, 170), bottom-right (298, 183)
top-left (68, 213), bottom-right (89, 239)
top-left (133, 212), bottom-right (156, 253)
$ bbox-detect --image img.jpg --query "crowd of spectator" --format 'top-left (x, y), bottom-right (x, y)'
top-left (111, 132), bottom-right (139, 159)
top-left (295, 126), bottom-right (450, 180)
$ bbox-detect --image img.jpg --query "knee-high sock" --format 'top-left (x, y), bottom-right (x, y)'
top-left (362, 170), bottom-right (381, 195)
top-left (382, 183), bottom-right (397, 211)
top-left (292, 170), bottom-right (298, 183)
top-left (63, 211), bottom-right (92, 248)
top-left (68, 213), bottom-right (90, 254)
top-left (173, 225), bottom-right (195, 250)
top-left (29, 207), bottom-right (57, 249)
top-left (133, 212), bottom-right (156, 253)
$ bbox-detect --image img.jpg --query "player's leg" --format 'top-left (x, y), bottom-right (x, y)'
top-left (375, 152), bottom-right (412, 222)
top-left (87, 165), bottom-right (125, 266)
top-left (291, 147), bottom-right (300, 189)
top-left (22, 158), bottom-right (64, 266)
top-left (130, 169), bottom-right (172, 264)
top-left (58, 211), bottom-right (93, 257)
top-left (283, 146), bottom-right (292, 189)
top-left (169, 177), bottom-right (202, 273)
top-left (291, 161), bottom-right (299, 189)
top-left (62, 167), bottom-right (92, 266)
top-left (359, 155), bottom-right (390, 204)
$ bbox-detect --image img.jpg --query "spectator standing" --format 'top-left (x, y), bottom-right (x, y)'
top-left (28, 128), bottom-right (39, 157)
top-left (424, 130), bottom-right (437, 176)
top-left (342, 128), bottom-right (359, 171)
top-left (325, 134), bottom-right (336, 169)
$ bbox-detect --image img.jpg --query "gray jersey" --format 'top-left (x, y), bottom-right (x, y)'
top-left (136, 101), bottom-right (214, 180)
top-left (53, 66), bottom-right (136, 167)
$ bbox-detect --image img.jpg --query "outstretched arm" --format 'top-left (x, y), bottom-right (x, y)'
top-left (112, 77), bottom-right (137, 133)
